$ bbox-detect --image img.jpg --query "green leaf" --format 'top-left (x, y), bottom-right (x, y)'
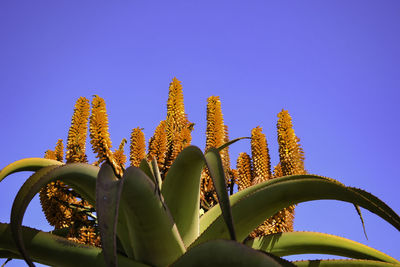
top-left (161, 146), bottom-right (205, 246)
top-left (151, 158), bottom-right (162, 192)
top-left (293, 259), bottom-right (400, 267)
top-left (349, 187), bottom-right (400, 228)
top-left (171, 239), bottom-right (291, 267)
top-left (215, 137), bottom-right (250, 152)
top-left (245, 232), bottom-right (400, 264)
top-left (10, 164), bottom-right (99, 266)
top-left (10, 166), bottom-right (59, 266)
top-left (194, 175), bottom-right (400, 247)
top-left (96, 163), bottom-right (124, 267)
top-left (200, 174), bottom-right (320, 233)
top-left (0, 158), bottom-right (63, 183)
top-left (119, 166), bottom-right (186, 267)
top-left (0, 223), bottom-right (148, 267)
top-left (354, 204), bottom-right (368, 239)
top-left (139, 159), bottom-right (155, 184)
top-left (204, 148), bottom-right (236, 241)
top-left (115, 211), bottom-right (135, 259)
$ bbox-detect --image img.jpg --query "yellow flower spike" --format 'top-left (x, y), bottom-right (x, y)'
top-left (246, 128), bottom-right (286, 238)
top-left (89, 95), bottom-right (123, 177)
top-left (249, 115), bottom-right (304, 238)
top-left (250, 126), bottom-right (272, 182)
top-left (118, 138), bottom-right (127, 151)
top-left (40, 180), bottom-right (72, 228)
top-left (273, 162), bottom-right (283, 178)
top-left (148, 120), bottom-right (168, 171)
top-left (66, 97), bottom-right (90, 163)
top-left (201, 96), bottom-right (231, 209)
top-left (68, 226), bottom-right (101, 247)
top-left (40, 141), bottom-right (86, 229)
top-left (180, 123), bottom-right (193, 148)
top-left (260, 109), bottom-right (306, 235)
top-left (44, 149), bottom-right (57, 161)
top-left (204, 96), bottom-right (225, 151)
top-left (54, 139), bottom-right (64, 162)
top-left (130, 127), bottom-right (146, 167)
top-left (277, 109), bottom-right (306, 176)
top-left (89, 95), bottom-right (112, 163)
top-left (164, 78), bottom-right (193, 176)
top-left (236, 152), bottom-right (253, 191)
top-left (114, 138), bottom-right (127, 169)
top-left (166, 77), bottom-right (187, 131)
top-left (167, 123), bottom-right (194, 174)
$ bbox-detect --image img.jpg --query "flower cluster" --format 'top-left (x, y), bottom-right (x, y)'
top-left (39, 80), bottom-right (306, 244)
top-left (235, 111), bottom-right (305, 236)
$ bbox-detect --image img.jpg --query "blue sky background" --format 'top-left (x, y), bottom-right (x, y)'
top-left (1, 1), bottom-right (399, 266)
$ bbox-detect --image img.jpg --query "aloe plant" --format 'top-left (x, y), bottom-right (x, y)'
top-left (1, 145), bottom-right (400, 266)
top-left (1, 78), bottom-right (399, 266)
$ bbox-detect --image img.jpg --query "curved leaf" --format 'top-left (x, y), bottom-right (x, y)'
top-left (204, 148), bottom-right (236, 241)
top-left (216, 137), bottom-right (250, 152)
top-left (0, 223), bottom-right (148, 267)
top-left (354, 204), bottom-right (368, 239)
top-left (119, 166), bottom-right (186, 267)
top-left (10, 166), bottom-right (58, 266)
top-left (293, 259), bottom-right (400, 267)
top-left (171, 239), bottom-right (291, 267)
top-left (0, 158), bottom-right (62, 182)
top-left (161, 146), bottom-right (205, 246)
top-left (96, 163), bottom-right (124, 267)
top-left (350, 187), bottom-right (400, 229)
top-left (201, 175), bottom-right (400, 234)
top-left (194, 175), bottom-right (400, 247)
top-left (200, 174), bottom-right (317, 233)
top-left (245, 232), bottom-right (400, 264)
top-left (10, 164), bottom-right (99, 266)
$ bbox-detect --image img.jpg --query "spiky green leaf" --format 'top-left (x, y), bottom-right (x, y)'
top-left (195, 175), bottom-right (400, 247)
top-left (246, 232), bottom-right (400, 264)
top-left (350, 187), bottom-right (400, 228)
top-left (200, 174), bottom-right (322, 233)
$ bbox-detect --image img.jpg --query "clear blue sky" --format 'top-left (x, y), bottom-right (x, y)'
top-left (1, 1), bottom-right (399, 266)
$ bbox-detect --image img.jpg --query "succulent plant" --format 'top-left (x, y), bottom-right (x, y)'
top-left (0, 78), bottom-right (399, 267)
